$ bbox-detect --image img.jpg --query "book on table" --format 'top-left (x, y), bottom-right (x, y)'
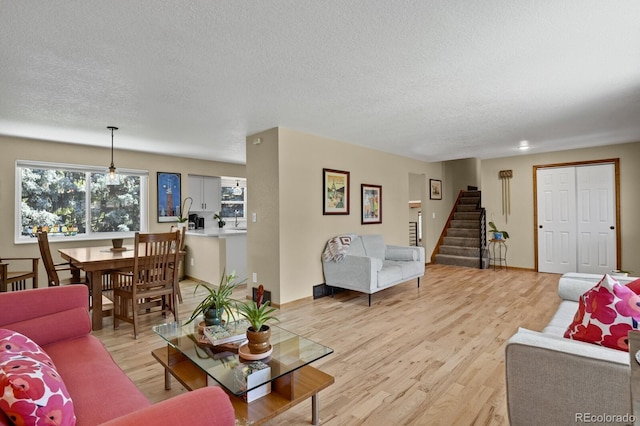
top-left (203, 320), bottom-right (249, 346)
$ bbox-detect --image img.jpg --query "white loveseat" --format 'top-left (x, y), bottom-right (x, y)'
top-left (322, 234), bottom-right (425, 306)
top-left (505, 273), bottom-right (637, 426)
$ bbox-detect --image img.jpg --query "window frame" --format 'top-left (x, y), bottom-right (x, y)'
top-left (220, 177), bottom-right (247, 219)
top-left (15, 160), bottom-right (149, 244)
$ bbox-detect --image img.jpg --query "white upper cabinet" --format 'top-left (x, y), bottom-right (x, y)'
top-left (188, 175), bottom-right (221, 212)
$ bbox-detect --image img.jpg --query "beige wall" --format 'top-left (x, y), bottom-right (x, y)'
top-left (245, 128), bottom-right (282, 303)
top-left (408, 173), bottom-right (424, 229)
top-left (8, 132), bottom-right (638, 302)
top-left (422, 162), bottom-right (450, 260)
top-left (480, 141), bottom-right (640, 273)
top-left (247, 127), bottom-right (442, 305)
top-left (445, 158), bottom-right (481, 195)
top-left (1, 135), bottom-right (245, 284)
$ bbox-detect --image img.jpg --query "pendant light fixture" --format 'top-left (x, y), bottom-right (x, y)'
top-left (232, 179), bottom-right (243, 196)
top-left (106, 126), bottom-right (119, 185)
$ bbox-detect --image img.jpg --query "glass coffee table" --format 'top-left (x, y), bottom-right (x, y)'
top-left (152, 321), bottom-right (334, 425)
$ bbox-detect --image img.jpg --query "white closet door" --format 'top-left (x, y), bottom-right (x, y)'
top-left (537, 167), bottom-right (576, 274)
top-left (576, 164), bottom-right (617, 274)
top-left (536, 163), bottom-right (617, 274)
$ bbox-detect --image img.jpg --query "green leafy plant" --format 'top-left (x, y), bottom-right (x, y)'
top-left (488, 221), bottom-right (510, 239)
top-left (214, 213), bottom-right (226, 227)
top-left (185, 270), bottom-right (245, 324)
top-left (177, 197), bottom-right (193, 223)
top-left (237, 300), bottom-right (279, 332)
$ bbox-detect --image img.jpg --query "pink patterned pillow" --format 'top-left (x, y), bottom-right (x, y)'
top-left (0, 329), bottom-right (76, 426)
top-left (564, 274), bottom-right (640, 351)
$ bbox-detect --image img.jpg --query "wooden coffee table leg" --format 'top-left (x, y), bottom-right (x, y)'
top-left (164, 367), bottom-right (172, 390)
top-left (312, 393), bottom-right (319, 425)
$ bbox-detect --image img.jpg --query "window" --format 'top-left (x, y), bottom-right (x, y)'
top-left (220, 177), bottom-right (246, 219)
top-left (16, 160), bottom-right (148, 243)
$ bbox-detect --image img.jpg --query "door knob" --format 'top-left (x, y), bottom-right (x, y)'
top-left (610, 226), bottom-right (615, 230)
top-left (539, 225), bottom-right (543, 228)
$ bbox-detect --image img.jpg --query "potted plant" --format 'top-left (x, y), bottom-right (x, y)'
top-left (177, 197), bottom-right (193, 227)
top-left (488, 221), bottom-right (510, 240)
top-left (237, 298), bottom-right (279, 354)
top-left (214, 213), bottom-right (226, 228)
top-left (186, 270), bottom-right (245, 327)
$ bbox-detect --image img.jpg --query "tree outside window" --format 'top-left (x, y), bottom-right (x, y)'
top-left (17, 161), bottom-right (147, 241)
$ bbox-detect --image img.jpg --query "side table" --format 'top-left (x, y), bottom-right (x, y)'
top-left (488, 239), bottom-right (508, 271)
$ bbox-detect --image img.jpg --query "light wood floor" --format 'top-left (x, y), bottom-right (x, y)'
top-left (92, 264), bottom-right (561, 425)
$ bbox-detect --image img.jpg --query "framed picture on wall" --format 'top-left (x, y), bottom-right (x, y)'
top-left (157, 172), bottom-right (182, 222)
top-left (430, 179), bottom-right (442, 200)
top-left (323, 168), bottom-right (350, 215)
top-left (361, 184), bottom-right (382, 224)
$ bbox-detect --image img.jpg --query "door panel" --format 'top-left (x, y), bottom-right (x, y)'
top-left (537, 167), bottom-right (576, 273)
top-left (575, 164), bottom-right (616, 274)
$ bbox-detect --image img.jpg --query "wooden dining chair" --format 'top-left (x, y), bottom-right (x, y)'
top-left (169, 225), bottom-right (186, 303)
top-left (0, 257), bottom-right (38, 292)
top-left (37, 231), bottom-right (84, 287)
top-left (112, 230), bottom-right (181, 338)
top-left (37, 231), bottom-right (113, 316)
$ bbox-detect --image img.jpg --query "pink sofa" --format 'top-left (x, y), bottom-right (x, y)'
top-left (0, 285), bottom-right (235, 425)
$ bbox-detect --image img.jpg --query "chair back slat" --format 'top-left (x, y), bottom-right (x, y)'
top-left (131, 231), bottom-right (181, 298)
top-left (37, 231), bottom-right (60, 286)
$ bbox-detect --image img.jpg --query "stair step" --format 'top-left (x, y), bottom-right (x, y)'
top-left (459, 197), bottom-right (480, 205)
top-left (456, 205), bottom-right (480, 212)
top-left (447, 228), bottom-right (480, 238)
top-left (435, 254), bottom-right (487, 268)
top-left (454, 212), bottom-right (481, 220)
top-left (443, 236), bottom-right (480, 247)
top-left (439, 245), bottom-right (482, 257)
top-left (450, 220), bottom-right (480, 229)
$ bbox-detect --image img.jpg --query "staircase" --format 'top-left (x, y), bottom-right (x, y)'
top-left (433, 190), bottom-right (489, 269)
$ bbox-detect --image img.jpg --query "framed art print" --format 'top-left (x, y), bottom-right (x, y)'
top-left (430, 179), bottom-right (442, 200)
top-left (323, 168), bottom-right (350, 215)
top-left (361, 184), bottom-right (382, 224)
top-left (157, 172), bottom-right (181, 222)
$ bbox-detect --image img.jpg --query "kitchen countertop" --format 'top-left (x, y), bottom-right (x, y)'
top-left (185, 228), bottom-right (247, 237)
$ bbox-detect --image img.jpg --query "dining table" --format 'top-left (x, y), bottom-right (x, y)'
top-left (58, 245), bottom-right (183, 330)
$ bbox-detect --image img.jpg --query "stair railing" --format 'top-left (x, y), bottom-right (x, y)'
top-left (409, 221), bottom-right (418, 246)
top-left (479, 208), bottom-right (487, 269)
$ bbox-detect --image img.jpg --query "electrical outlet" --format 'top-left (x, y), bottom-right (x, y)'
top-left (190, 258), bottom-right (194, 266)
top-left (252, 272), bottom-right (258, 283)
top-left (252, 212), bottom-right (257, 222)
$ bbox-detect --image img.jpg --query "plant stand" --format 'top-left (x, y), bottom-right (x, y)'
top-left (488, 239), bottom-right (508, 271)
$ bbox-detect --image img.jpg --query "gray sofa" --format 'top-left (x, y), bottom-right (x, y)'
top-left (322, 234), bottom-right (425, 306)
top-left (505, 273), bottom-right (637, 426)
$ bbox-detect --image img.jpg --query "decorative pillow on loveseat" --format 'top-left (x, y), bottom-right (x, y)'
top-left (0, 329), bottom-right (76, 426)
top-left (564, 274), bottom-right (640, 351)
top-left (625, 278), bottom-right (640, 295)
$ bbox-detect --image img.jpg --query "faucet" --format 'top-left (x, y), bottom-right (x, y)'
top-left (234, 210), bottom-right (239, 228)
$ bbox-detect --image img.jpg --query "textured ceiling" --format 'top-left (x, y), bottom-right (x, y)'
top-left (1, 1), bottom-right (640, 164)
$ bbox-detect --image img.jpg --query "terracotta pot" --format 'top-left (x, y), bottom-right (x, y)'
top-left (246, 326), bottom-right (271, 354)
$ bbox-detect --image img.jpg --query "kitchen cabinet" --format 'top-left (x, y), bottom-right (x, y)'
top-left (184, 229), bottom-right (247, 284)
top-left (188, 175), bottom-right (220, 212)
